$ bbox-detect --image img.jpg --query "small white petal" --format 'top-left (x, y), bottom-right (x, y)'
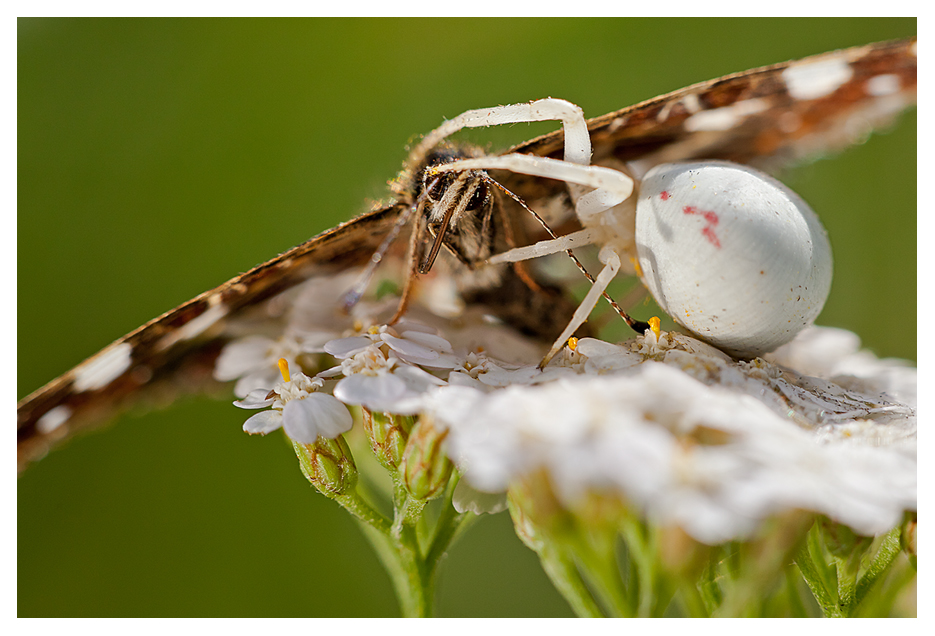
top-left (233, 369), bottom-right (279, 399)
top-left (574, 337), bottom-right (626, 358)
top-left (214, 336), bottom-right (274, 381)
top-left (394, 364), bottom-right (447, 391)
top-left (294, 329), bottom-right (343, 352)
top-left (399, 330), bottom-right (453, 353)
top-left (381, 333), bottom-right (440, 361)
top-left (453, 479), bottom-right (508, 514)
top-left (282, 394), bottom-right (353, 442)
top-left (234, 389), bottom-right (276, 409)
top-left (316, 365), bottom-right (345, 379)
top-left (324, 336), bottom-right (372, 358)
top-left (446, 371), bottom-right (489, 390)
top-left (333, 373), bottom-right (408, 409)
top-left (243, 410), bottom-right (283, 435)
top-left (394, 350), bottom-right (463, 369)
top-left (393, 319), bottom-right (438, 334)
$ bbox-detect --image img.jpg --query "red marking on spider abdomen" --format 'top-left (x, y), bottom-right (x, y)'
top-left (683, 205), bottom-right (721, 248)
top-left (660, 190), bottom-right (670, 201)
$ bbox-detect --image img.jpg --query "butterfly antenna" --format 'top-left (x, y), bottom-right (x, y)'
top-left (341, 202), bottom-right (416, 313)
top-left (484, 175), bottom-right (649, 334)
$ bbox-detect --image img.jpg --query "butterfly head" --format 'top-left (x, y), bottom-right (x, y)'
top-left (414, 148), bottom-right (496, 274)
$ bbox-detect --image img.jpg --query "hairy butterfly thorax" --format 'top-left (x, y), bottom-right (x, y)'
top-left (382, 142), bottom-right (589, 341)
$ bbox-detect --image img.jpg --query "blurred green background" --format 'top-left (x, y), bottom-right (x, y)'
top-left (18, 18), bottom-right (916, 617)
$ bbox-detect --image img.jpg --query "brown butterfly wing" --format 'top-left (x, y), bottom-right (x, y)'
top-left (506, 38), bottom-right (916, 205)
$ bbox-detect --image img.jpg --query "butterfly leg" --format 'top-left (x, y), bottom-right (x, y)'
top-left (389, 209), bottom-right (429, 325)
top-left (432, 153), bottom-right (645, 364)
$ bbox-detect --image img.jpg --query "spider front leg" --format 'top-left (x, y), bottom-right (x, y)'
top-left (413, 98), bottom-right (593, 168)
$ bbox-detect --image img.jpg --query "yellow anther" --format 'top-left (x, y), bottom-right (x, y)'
top-left (278, 358), bottom-right (291, 383)
top-left (353, 320), bottom-right (363, 332)
top-left (649, 316), bottom-right (661, 339)
top-left (567, 336), bottom-right (578, 351)
top-left (367, 325), bottom-right (380, 335)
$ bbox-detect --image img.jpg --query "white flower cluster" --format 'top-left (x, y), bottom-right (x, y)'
top-left (435, 327), bottom-right (915, 544)
top-left (234, 365), bottom-right (352, 444)
top-left (215, 272), bottom-right (916, 544)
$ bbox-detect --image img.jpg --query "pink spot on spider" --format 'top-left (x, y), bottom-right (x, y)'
top-left (683, 205), bottom-right (721, 248)
top-left (660, 190), bottom-right (670, 201)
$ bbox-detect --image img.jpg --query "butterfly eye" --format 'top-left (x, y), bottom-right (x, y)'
top-left (465, 181), bottom-right (490, 211)
top-left (425, 172), bottom-right (454, 202)
top-left (634, 161), bottom-right (833, 358)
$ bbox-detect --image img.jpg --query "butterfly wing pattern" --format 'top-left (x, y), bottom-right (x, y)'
top-left (17, 38), bottom-right (916, 472)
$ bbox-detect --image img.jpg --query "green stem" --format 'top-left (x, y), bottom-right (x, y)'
top-left (795, 527), bottom-right (840, 617)
top-left (396, 523), bottom-right (435, 617)
top-left (855, 554), bottom-right (914, 617)
top-left (425, 475), bottom-right (476, 565)
top-left (784, 567), bottom-right (810, 617)
top-left (334, 490), bottom-right (392, 534)
top-left (537, 545), bottom-right (605, 617)
top-left (618, 515), bottom-right (656, 617)
top-left (697, 555), bottom-right (723, 616)
top-left (570, 533), bottom-right (632, 617)
top-left (834, 553), bottom-right (860, 616)
top-left (679, 581), bottom-right (709, 617)
top-left (853, 527), bottom-right (902, 611)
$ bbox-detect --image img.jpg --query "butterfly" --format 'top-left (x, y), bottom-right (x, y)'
top-left (17, 37), bottom-right (917, 473)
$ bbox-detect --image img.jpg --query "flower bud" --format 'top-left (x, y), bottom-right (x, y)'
top-left (293, 436), bottom-right (357, 499)
top-left (362, 409), bottom-right (412, 471)
top-left (400, 416), bottom-right (452, 501)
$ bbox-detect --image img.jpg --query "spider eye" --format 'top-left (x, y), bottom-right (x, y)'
top-left (466, 181), bottom-right (489, 211)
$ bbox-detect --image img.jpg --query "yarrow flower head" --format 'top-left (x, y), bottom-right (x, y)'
top-left (234, 359), bottom-right (352, 444)
top-left (426, 326), bottom-right (917, 544)
top-left (214, 272), bottom-right (398, 397)
top-left (323, 321), bottom-right (455, 414)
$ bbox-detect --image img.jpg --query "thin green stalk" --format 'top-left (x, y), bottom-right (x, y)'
top-left (854, 527), bottom-right (902, 610)
top-left (679, 581), bottom-right (709, 617)
top-left (571, 533), bottom-right (633, 617)
top-left (855, 555), bottom-right (915, 617)
top-left (784, 567), bottom-right (811, 617)
top-left (618, 515), bottom-right (656, 617)
top-left (355, 521), bottom-right (417, 615)
top-left (697, 555), bottom-right (723, 615)
top-left (537, 545), bottom-right (605, 617)
top-left (834, 553), bottom-right (860, 615)
top-left (425, 475), bottom-right (476, 565)
top-left (395, 523), bottom-right (434, 617)
top-left (334, 490), bottom-right (392, 534)
top-left (795, 529), bottom-right (840, 617)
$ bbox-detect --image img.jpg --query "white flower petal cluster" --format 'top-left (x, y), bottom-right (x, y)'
top-left (217, 260), bottom-right (916, 546)
top-left (325, 321), bottom-right (455, 414)
top-left (215, 334), bottom-right (321, 398)
top-left (426, 326), bottom-right (916, 544)
top-left (215, 271), bottom-right (397, 397)
top-left (234, 366), bottom-right (352, 444)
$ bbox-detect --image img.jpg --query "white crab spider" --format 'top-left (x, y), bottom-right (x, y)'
top-left (424, 98), bottom-right (833, 363)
